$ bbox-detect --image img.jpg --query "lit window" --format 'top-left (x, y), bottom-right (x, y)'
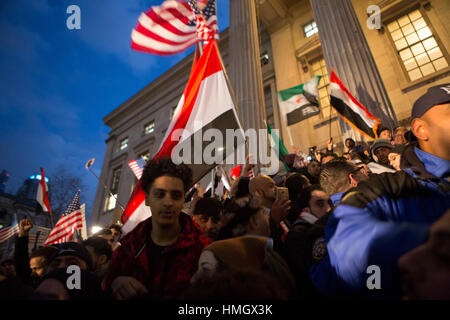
top-left (119, 137), bottom-right (128, 150)
top-left (387, 9), bottom-right (448, 81)
top-left (144, 121), bottom-right (155, 134)
top-left (105, 167), bottom-right (121, 211)
top-left (304, 21), bottom-right (318, 38)
top-left (261, 52), bottom-right (270, 66)
top-left (311, 57), bottom-right (332, 120)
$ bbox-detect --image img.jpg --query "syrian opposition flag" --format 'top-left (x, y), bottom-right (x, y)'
top-left (36, 168), bottom-right (52, 216)
top-left (266, 121), bottom-right (290, 172)
top-left (120, 41), bottom-right (245, 235)
top-left (330, 71), bottom-right (380, 139)
top-left (278, 76), bottom-right (321, 126)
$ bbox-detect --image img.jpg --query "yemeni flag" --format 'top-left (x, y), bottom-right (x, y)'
top-left (329, 71), bottom-right (380, 139)
top-left (266, 121), bottom-right (290, 172)
top-left (36, 167), bottom-right (52, 218)
top-left (120, 41), bottom-right (245, 235)
top-left (278, 76), bottom-right (321, 126)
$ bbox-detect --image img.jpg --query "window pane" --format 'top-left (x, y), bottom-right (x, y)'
top-left (120, 138), bottom-right (128, 150)
top-left (144, 121), bottom-right (155, 134)
top-left (408, 10), bottom-right (422, 22)
top-left (401, 24), bottom-right (415, 36)
top-left (411, 42), bottom-right (425, 55)
top-left (408, 68), bottom-right (422, 81)
top-left (305, 24), bottom-right (312, 32)
top-left (422, 37), bottom-right (437, 50)
top-left (412, 18), bottom-right (427, 31)
top-left (416, 52), bottom-right (430, 66)
top-left (399, 48), bottom-right (413, 61)
top-left (417, 27), bottom-right (432, 40)
top-left (406, 33), bottom-right (420, 45)
top-left (395, 38), bottom-right (408, 50)
top-left (433, 57), bottom-right (448, 70)
top-left (404, 58), bottom-right (418, 71)
top-left (398, 16), bottom-right (410, 27)
top-left (391, 29), bottom-right (404, 41)
top-left (387, 21), bottom-right (400, 32)
top-left (420, 63), bottom-right (435, 76)
top-left (427, 47), bottom-right (443, 61)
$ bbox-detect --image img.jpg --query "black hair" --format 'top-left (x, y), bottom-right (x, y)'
top-left (82, 237), bottom-right (113, 260)
top-left (141, 157), bottom-right (193, 193)
top-left (30, 246), bottom-right (58, 260)
top-left (217, 197), bottom-right (262, 240)
top-left (297, 184), bottom-right (323, 212)
top-left (96, 228), bottom-right (112, 236)
top-left (285, 173), bottom-right (310, 201)
top-left (108, 224), bottom-right (122, 234)
top-left (193, 197), bottom-right (223, 218)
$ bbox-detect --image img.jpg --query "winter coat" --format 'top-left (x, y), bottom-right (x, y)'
top-left (103, 212), bottom-right (211, 299)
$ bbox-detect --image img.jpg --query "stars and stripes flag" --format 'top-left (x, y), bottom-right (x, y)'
top-left (120, 40), bottom-right (245, 235)
top-left (0, 216), bottom-right (19, 244)
top-left (131, 0), bottom-right (218, 56)
top-left (44, 191), bottom-right (86, 246)
top-left (128, 157), bottom-right (146, 180)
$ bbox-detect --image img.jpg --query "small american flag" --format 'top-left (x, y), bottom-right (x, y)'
top-left (187, 0), bottom-right (217, 43)
top-left (0, 216), bottom-right (19, 243)
top-left (44, 191), bottom-right (84, 246)
top-left (128, 157), bottom-right (146, 180)
top-left (131, 0), bottom-right (218, 55)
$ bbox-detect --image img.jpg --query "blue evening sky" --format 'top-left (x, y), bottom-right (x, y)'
top-left (0, 0), bottom-right (230, 225)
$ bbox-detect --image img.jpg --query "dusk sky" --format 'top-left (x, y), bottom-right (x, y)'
top-left (0, 0), bottom-right (230, 226)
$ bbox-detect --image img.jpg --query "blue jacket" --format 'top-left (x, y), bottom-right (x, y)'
top-left (310, 147), bottom-right (450, 299)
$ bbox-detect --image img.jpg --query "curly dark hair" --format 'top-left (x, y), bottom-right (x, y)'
top-left (141, 157), bottom-right (193, 193)
top-left (217, 197), bottom-right (262, 240)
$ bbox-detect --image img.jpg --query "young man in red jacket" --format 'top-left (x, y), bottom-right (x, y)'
top-left (103, 158), bottom-right (211, 299)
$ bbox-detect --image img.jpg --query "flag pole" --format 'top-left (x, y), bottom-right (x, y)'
top-left (85, 166), bottom-right (125, 211)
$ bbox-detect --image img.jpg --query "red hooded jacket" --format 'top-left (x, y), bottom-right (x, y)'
top-left (103, 212), bottom-right (211, 299)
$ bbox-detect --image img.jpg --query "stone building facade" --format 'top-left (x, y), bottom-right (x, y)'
top-left (90, 0), bottom-right (449, 229)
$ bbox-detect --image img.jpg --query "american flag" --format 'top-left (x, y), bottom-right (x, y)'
top-left (128, 157), bottom-right (146, 180)
top-left (44, 191), bottom-right (84, 246)
top-left (0, 216), bottom-right (19, 244)
top-left (131, 0), bottom-right (218, 56)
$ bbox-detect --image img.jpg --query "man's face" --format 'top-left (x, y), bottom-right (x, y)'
top-left (374, 147), bottom-right (391, 164)
top-left (308, 161), bottom-right (320, 177)
top-left (346, 139), bottom-right (355, 150)
top-left (145, 175), bottom-right (185, 228)
top-left (47, 255), bottom-right (88, 273)
top-left (308, 190), bottom-right (332, 219)
top-left (98, 234), bottom-right (114, 247)
top-left (30, 256), bottom-right (47, 277)
top-left (192, 214), bottom-right (222, 240)
top-left (394, 128), bottom-right (408, 145)
top-left (258, 176), bottom-right (277, 204)
top-left (110, 229), bottom-right (121, 242)
top-left (379, 130), bottom-right (392, 140)
top-left (421, 103), bottom-right (450, 160)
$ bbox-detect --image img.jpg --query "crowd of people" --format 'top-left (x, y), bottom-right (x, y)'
top-left (0, 84), bottom-right (449, 300)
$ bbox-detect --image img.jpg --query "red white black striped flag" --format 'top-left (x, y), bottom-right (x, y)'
top-left (120, 41), bottom-right (245, 235)
top-left (329, 71), bottom-right (380, 139)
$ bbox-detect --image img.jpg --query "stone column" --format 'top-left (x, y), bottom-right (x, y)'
top-left (310, 0), bottom-right (398, 131)
top-left (229, 0), bottom-right (266, 136)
